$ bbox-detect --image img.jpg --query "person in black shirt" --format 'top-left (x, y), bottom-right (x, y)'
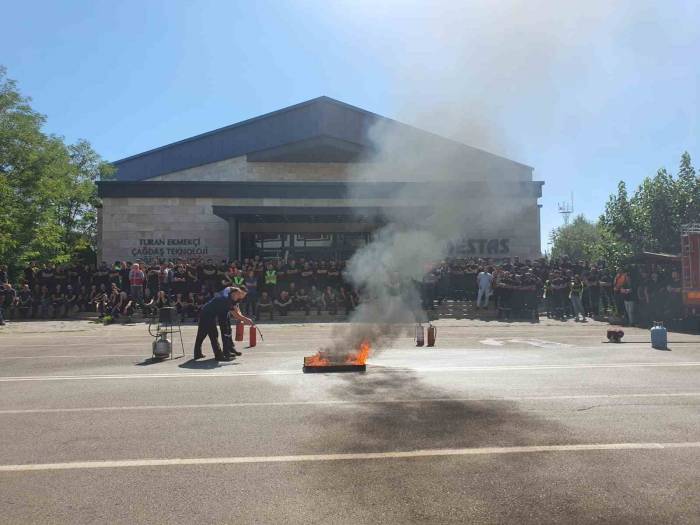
top-left (94, 262), bottom-right (110, 290)
top-left (24, 263), bottom-right (37, 289)
top-left (77, 285), bottom-right (89, 312)
top-left (257, 291), bottom-right (274, 320)
top-left (186, 264), bottom-right (199, 295)
top-left (294, 288), bottom-right (310, 315)
top-left (583, 269), bottom-right (600, 317)
top-left (201, 259), bottom-right (217, 293)
top-left (107, 261), bottom-right (122, 288)
top-left (16, 284), bottom-right (33, 319)
top-left (51, 284), bottom-right (66, 318)
top-left (286, 259), bottom-right (299, 290)
top-left (65, 285), bottom-right (78, 317)
top-left (67, 264), bottom-right (80, 291)
top-left (54, 266), bottom-right (68, 293)
top-left (0, 283), bottom-right (14, 324)
top-left (274, 290), bottom-right (293, 316)
top-left (39, 264), bottom-right (55, 293)
top-left (327, 262), bottom-right (341, 292)
top-left (172, 264), bottom-right (188, 297)
top-left (119, 262), bottom-right (130, 295)
top-left (146, 265), bottom-right (160, 297)
top-left (299, 262), bottom-right (314, 291)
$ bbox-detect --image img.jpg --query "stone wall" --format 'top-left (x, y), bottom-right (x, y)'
top-left (100, 197), bottom-right (229, 264)
top-left (146, 154), bottom-right (534, 184)
top-left (148, 155), bottom-right (356, 182)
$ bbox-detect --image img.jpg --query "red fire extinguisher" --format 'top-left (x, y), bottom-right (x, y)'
top-left (249, 325), bottom-right (257, 347)
top-left (235, 321), bottom-right (244, 341)
top-left (427, 324), bottom-right (437, 347)
top-left (415, 323), bottom-right (425, 347)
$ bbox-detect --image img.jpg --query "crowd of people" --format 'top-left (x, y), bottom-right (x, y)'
top-left (0, 258), bottom-right (359, 325)
top-left (0, 254), bottom-right (687, 328)
top-left (421, 256), bottom-right (685, 327)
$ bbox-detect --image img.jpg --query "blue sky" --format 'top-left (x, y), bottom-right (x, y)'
top-left (2, 0), bottom-right (698, 251)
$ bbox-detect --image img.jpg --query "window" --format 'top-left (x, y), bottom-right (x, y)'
top-left (294, 233), bottom-right (333, 249)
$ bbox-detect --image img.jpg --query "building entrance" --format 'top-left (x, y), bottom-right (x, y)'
top-left (240, 232), bottom-right (370, 261)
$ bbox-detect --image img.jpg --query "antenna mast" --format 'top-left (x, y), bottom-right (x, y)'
top-left (557, 193), bottom-right (574, 225)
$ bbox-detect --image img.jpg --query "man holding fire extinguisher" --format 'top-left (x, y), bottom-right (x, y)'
top-left (193, 285), bottom-right (253, 361)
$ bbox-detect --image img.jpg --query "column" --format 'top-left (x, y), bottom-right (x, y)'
top-left (228, 217), bottom-right (239, 262)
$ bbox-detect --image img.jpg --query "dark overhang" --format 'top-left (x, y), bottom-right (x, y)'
top-left (97, 180), bottom-right (544, 199)
top-left (212, 205), bottom-right (429, 224)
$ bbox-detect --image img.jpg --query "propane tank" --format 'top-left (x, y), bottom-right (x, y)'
top-left (235, 321), bottom-right (244, 341)
top-left (415, 323), bottom-right (425, 347)
top-left (427, 324), bottom-right (437, 347)
top-left (249, 325), bottom-right (257, 348)
top-left (152, 332), bottom-right (171, 358)
top-left (651, 321), bottom-right (667, 350)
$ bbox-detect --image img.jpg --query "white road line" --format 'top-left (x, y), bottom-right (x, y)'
top-left (0, 354), bottom-right (147, 360)
top-left (2, 442), bottom-right (699, 472)
top-left (383, 362), bottom-right (700, 372)
top-left (1, 392), bottom-right (699, 415)
top-left (0, 370), bottom-right (300, 382)
top-left (1, 361), bottom-right (700, 382)
top-left (0, 351), bottom-right (302, 360)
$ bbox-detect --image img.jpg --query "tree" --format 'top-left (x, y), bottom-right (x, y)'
top-left (549, 214), bottom-right (601, 262)
top-left (0, 66), bottom-right (113, 277)
top-left (599, 152), bottom-right (700, 259)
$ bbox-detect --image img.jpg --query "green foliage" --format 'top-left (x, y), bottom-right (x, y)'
top-left (598, 152), bottom-right (700, 261)
top-left (0, 66), bottom-right (113, 277)
top-left (549, 215), bottom-right (601, 262)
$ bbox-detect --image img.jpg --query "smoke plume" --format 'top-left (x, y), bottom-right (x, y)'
top-left (318, 0), bottom-right (677, 358)
top-left (319, 121), bottom-right (530, 358)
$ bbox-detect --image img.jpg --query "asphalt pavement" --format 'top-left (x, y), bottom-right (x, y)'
top-left (0, 317), bottom-right (699, 524)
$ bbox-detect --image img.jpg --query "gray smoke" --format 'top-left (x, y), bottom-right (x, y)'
top-left (319, 121), bottom-right (529, 359)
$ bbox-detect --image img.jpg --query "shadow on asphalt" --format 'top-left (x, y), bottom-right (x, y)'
top-left (135, 357), bottom-right (166, 366)
top-left (178, 358), bottom-right (238, 369)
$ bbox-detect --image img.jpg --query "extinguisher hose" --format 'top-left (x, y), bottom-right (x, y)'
top-left (255, 326), bottom-right (265, 342)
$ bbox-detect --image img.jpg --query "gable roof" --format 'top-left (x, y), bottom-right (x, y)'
top-left (112, 96), bottom-right (532, 181)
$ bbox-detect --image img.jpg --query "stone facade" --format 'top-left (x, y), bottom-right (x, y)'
top-left (149, 155), bottom-right (357, 182)
top-left (99, 192), bottom-right (541, 263)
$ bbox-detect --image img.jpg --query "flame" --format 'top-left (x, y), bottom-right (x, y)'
top-left (303, 341), bottom-right (371, 367)
top-left (304, 351), bottom-right (330, 367)
top-left (345, 340), bottom-right (371, 365)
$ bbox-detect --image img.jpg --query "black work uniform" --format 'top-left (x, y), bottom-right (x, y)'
top-left (194, 294), bottom-right (240, 359)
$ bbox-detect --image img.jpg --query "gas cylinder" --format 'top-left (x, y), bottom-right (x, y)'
top-left (249, 325), bottom-right (257, 348)
top-left (235, 321), bottom-right (244, 341)
top-left (415, 323), bottom-right (424, 347)
top-left (427, 324), bottom-right (436, 347)
top-left (152, 332), bottom-right (171, 358)
top-left (651, 322), bottom-right (667, 349)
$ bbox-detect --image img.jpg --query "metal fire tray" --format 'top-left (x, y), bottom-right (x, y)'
top-left (303, 364), bottom-right (366, 373)
top-left (302, 356), bottom-right (366, 373)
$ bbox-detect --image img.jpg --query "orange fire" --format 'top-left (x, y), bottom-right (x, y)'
top-left (304, 340), bottom-right (371, 367)
top-left (346, 340), bottom-right (371, 365)
top-left (304, 351), bottom-right (330, 367)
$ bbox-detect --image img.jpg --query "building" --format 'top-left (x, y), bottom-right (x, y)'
top-left (97, 97), bottom-right (543, 264)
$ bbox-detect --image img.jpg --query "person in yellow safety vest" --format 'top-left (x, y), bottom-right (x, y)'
top-left (569, 275), bottom-right (586, 322)
top-left (232, 269), bottom-right (245, 287)
top-left (264, 263), bottom-right (277, 296)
